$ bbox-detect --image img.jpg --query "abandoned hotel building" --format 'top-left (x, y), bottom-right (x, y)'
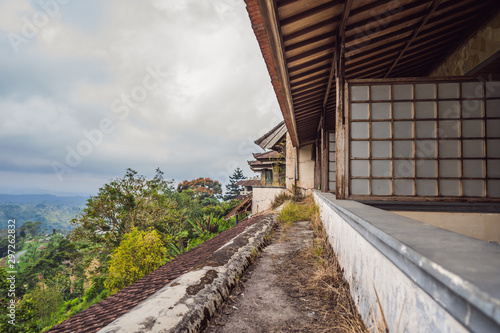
top-left (48, 0), bottom-right (500, 332)
top-left (246, 0), bottom-right (500, 332)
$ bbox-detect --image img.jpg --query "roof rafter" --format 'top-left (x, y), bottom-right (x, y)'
top-left (384, 0), bottom-right (445, 77)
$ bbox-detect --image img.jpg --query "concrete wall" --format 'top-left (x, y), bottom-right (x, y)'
top-left (393, 211), bottom-right (500, 242)
top-left (252, 186), bottom-right (285, 215)
top-left (431, 12), bottom-right (500, 77)
top-left (285, 132), bottom-right (296, 193)
top-left (285, 134), bottom-right (315, 194)
top-left (314, 191), bottom-right (500, 332)
top-left (297, 144), bottom-right (315, 193)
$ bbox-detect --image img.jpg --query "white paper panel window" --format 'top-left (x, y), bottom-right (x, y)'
top-left (372, 103), bottom-right (391, 119)
top-left (394, 160), bottom-right (414, 177)
top-left (352, 103), bottom-right (369, 120)
top-left (439, 160), bottom-right (460, 178)
top-left (348, 80), bottom-right (500, 200)
top-left (394, 179), bottom-right (414, 195)
top-left (439, 101), bottom-right (460, 118)
top-left (440, 180), bottom-right (460, 196)
top-left (486, 119), bottom-right (500, 137)
top-left (416, 179), bottom-right (437, 196)
top-left (415, 84), bottom-right (436, 99)
top-left (352, 141), bottom-right (369, 158)
top-left (488, 180), bottom-right (500, 197)
top-left (416, 121), bottom-right (436, 138)
top-left (372, 141), bottom-right (391, 158)
top-left (393, 102), bottom-right (413, 119)
top-left (463, 180), bottom-right (484, 197)
top-left (487, 160), bottom-right (500, 178)
top-left (352, 179), bottom-right (369, 195)
top-left (371, 85), bottom-right (390, 100)
top-left (394, 141), bottom-right (414, 157)
top-left (372, 179), bottom-right (391, 195)
top-left (485, 83), bottom-right (500, 97)
top-left (463, 140), bottom-right (484, 158)
top-left (487, 140), bottom-right (500, 157)
top-left (372, 160), bottom-right (391, 177)
top-left (439, 140), bottom-right (460, 158)
top-left (438, 83), bottom-right (459, 99)
top-left (351, 86), bottom-right (369, 101)
top-left (417, 160), bottom-right (437, 178)
top-left (462, 82), bottom-right (484, 98)
top-left (462, 120), bottom-right (483, 138)
top-left (351, 160), bottom-right (369, 177)
top-left (486, 100), bottom-right (500, 117)
top-left (351, 122), bottom-right (369, 139)
top-left (394, 121), bottom-right (413, 138)
top-left (416, 140), bottom-right (436, 158)
top-left (416, 102), bottom-right (436, 118)
top-left (462, 100), bottom-right (483, 118)
top-left (393, 84), bottom-right (412, 100)
top-left (372, 122), bottom-right (391, 138)
top-left (439, 120), bottom-right (460, 138)
top-left (463, 160), bottom-right (485, 178)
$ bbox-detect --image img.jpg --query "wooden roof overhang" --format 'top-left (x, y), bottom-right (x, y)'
top-left (245, 0), bottom-right (500, 147)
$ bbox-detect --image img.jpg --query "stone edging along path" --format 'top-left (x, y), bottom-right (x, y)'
top-left (98, 213), bottom-right (277, 333)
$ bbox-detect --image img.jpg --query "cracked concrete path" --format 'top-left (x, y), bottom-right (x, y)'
top-left (203, 221), bottom-right (317, 333)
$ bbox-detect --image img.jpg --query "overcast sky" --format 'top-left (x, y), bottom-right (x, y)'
top-left (0, 0), bottom-right (282, 196)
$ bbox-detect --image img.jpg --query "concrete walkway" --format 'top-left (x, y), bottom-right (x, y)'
top-left (204, 221), bottom-right (319, 332)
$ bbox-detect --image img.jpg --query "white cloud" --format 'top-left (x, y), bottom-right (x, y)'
top-left (0, 0), bottom-right (282, 195)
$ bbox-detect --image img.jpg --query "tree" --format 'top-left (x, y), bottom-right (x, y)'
top-left (19, 221), bottom-right (43, 238)
top-left (105, 228), bottom-right (167, 294)
top-left (177, 178), bottom-right (223, 202)
top-left (71, 168), bottom-right (184, 250)
top-left (224, 168), bottom-right (245, 201)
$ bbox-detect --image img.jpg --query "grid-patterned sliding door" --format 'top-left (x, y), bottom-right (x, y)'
top-left (329, 132), bottom-right (336, 192)
top-left (347, 78), bottom-right (500, 201)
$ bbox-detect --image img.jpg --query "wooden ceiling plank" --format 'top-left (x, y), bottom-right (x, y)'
top-left (281, 0), bottom-right (343, 26)
top-left (292, 76), bottom-right (328, 91)
top-left (285, 32), bottom-right (335, 52)
top-left (291, 80), bottom-right (328, 94)
top-left (288, 54), bottom-right (332, 73)
top-left (287, 44), bottom-right (334, 64)
top-left (290, 63), bottom-right (331, 80)
top-left (291, 71), bottom-right (330, 86)
top-left (283, 16), bottom-right (340, 42)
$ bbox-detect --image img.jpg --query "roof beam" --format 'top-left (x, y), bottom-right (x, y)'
top-left (384, 0), bottom-right (444, 78)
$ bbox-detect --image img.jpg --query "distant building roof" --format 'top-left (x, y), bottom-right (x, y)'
top-left (254, 121), bottom-right (286, 151)
top-left (47, 215), bottom-right (267, 333)
top-left (235, 179), bottom-right (261, 187)
top-left (253, 150), bottom-right (281, 160)
top-left (224, 194), bottom-right (252, 220)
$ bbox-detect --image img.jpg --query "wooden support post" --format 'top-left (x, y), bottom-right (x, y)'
top-left (321, 112), bottom-right (328, 192)
top-left (335, 33), bottom-right (346, 199)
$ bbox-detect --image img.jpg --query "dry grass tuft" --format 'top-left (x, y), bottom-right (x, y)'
top-left (278, 196), bottom-right (318, 228)
top-left (307, 210), bottom-right (367, 333)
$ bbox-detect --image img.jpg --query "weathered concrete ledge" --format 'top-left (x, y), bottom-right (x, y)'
top-left (314, 190), bottom-right (500, 333)
top-left (98, 214), bottom-right (277, 333)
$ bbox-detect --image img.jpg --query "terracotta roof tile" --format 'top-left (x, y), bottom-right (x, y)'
top-left (48, 215), bottom-right (267, 333)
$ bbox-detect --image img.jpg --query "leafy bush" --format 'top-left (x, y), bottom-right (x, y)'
top-left (105, 228), bottom-right (167, 294)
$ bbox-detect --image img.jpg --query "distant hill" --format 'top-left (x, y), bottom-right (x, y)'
top-left (0, 194), bottom-right (88, 206)
top-left (0, 194), bottom-right (88, 232)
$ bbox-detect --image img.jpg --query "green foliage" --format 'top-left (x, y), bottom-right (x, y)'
top-left (177, 177), bottom-right (223, 201)
top-left (71, 168), bottom-right (184, 250)
top-left (105, 228), bottom-right (167, 294)
top-left (224, 168), bottom-right (245, 201)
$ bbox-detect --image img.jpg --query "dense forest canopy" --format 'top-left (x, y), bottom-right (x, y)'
top-left (0, 168), bottom-right (245, 332)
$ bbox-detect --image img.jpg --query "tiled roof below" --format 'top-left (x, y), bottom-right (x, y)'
top-left (235, 179), bottom-right (261, 186)
top-left (48, 215), bottom-right (267, 333)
